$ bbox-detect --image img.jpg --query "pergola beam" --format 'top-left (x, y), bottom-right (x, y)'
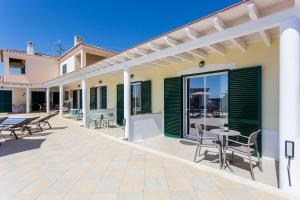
top-left (212, 17), bottom-right (247, 51)
top-left (247, 3), bottom-right (271, 46)
top-left (184, 28), bottom-right (208, 59)
top-left (209, 44), bottom-right (226, 56)
top-left (164, 36), bottom-right (194, 62)
top-left (147, 42), bottom-right (181, 64)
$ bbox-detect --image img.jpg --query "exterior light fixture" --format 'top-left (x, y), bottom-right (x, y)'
top-left (77, 85), bottom-right (80, 88)
top-left (199, 60), bottom-right (205, 68)
top-left (285, 140), bottom-right (294, 187)
top-left (130, 74), bottom-right (134, 79)
top-left (99, 80), bottom-right (102, 84)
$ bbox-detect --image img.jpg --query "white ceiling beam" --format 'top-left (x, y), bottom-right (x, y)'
top-left (123, 52), bottom-right (138, 60)
top-left (148, 42), bottom-right (162, 52)
top-left (147, 42), bottom-right (180, 64)
top-left (189, 49), bottom-right (208, 59)
top-left (114, 56), bottom-right (127, 63)
top-left (184, 27), bottom-right (200, 40)
top-left (247, 3), bottom-right (271, 46)
top-left (162, 57), bottom-right (181, 64)
top-left (45, 6), bottom-right (300, 87)
top-left (175, 53), bottom-right (194, 62)
top-left (135, 48), bottom-right (150, 56)
top-left (164, 36), bottom-right (194, 62)
top-left (209, 44), bottom-right (226, 56)
top-left (164, 36), bottom-right (180, 46)
top-left (212, 17), bottom-right (246, 51)
top-left (148, 61), bottom-right (167, 68)
top-left (184, 28), bottom-right (208, 59)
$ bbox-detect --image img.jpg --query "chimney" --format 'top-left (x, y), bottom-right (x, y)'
top-left (74, 36), bottom-right (84, 46)
top-left (26, 41), bottom-right (34, 55)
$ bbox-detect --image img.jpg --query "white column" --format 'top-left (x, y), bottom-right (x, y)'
top-left (82, 79), bottom-right (88, 128)
top-left (26, 87), bottom-right (30, 113)
top-left (59, 85), bottom-right (64, 118)
top-left (81, 50), bottom-right (86, 68)
top-left (46, 87), bottom-right (50, 113)
top-left (279, 18), bottom-right (300, 190)
top-left (124, 66), bottom-right (131, 140)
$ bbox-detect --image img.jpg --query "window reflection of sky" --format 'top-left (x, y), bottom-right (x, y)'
top-left (190, 74), bottom-right (228, 98)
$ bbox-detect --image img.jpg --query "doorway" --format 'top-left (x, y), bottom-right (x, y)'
top-left (184, 72), bottom-right (228, 139)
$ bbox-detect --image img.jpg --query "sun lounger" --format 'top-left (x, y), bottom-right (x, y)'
top-left (29, 112), bottom-right (58, 131)
top-left (1, 117), bottom-right (39, 139)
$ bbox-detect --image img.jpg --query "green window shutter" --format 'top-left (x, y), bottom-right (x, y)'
top-left (100, 86), bottom-right (107, 109)
top-left (79, 89), bottom-right (82, 109)
top-left (117, 84), bottom-right (124, 125)
top-left (73, 90), bottom-right (78, 109)
top-left (90, 87), bottom-right (97, 110)
top-left (141, 80), bottom-right (152, 114)
top-left (164, 77), bottom-right (182, 138)
top-left (62, 64), bottom-right (67, 74)
top-left (229, 66), bottom-right (262, 156)
top-left (0, 90), bottom-right (12, 112)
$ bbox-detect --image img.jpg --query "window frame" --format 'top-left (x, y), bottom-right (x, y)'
top-left (62, 64), bottom-right (67, 75)
top-left (131, 82), bottom-right (142, 115)
top-left (64, 90), bottom-right (69, 101)
top-left (9, 58), bottom-right (26, 75)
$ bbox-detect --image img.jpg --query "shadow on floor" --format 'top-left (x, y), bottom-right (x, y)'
top-left (25, 131), bottom-right (54, 137)
top-left (0, 138), bottom-right (46, 157)
top-left (179, 139), bottom-right (197, 146)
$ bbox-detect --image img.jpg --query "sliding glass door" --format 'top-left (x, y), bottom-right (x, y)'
top-left (131, 82), bottom-right (142, 115)
top-left (184, 72), bottom-right (228, 138)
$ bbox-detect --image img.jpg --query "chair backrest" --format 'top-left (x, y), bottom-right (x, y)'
top-left (248, 130), bottom-right (261, 146)
top-left (195, 123), bottom-right (204, 138)
top-left (0, 117), bottom-right (7, 124)
top-left (36, 113), bottom-right (57, 123)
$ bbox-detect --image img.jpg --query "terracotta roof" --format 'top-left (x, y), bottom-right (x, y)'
top-left (0, 49), bottom-right (57, 60)
top-left (57, 43), bottom-right (118, 61)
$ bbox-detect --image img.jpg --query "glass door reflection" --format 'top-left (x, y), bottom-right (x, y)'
top-left (185, 72), bottom-right (228, 138)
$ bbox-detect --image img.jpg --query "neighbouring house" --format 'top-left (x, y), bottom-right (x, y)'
top-left (0, 36), bottom-right (116, 113)
top-left (1, 0), bottom-right (300, 191)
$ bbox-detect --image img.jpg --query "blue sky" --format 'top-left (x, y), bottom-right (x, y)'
top-left (0, 0), bottom-right (240, 75)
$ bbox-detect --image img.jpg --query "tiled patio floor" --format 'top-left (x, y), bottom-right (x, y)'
top-left (0, 114), bottom-right (289, 199)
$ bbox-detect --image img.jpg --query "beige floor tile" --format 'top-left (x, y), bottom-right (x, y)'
top-left (68, 180), bottom-right (99, 194)
top-left (145, 167), bottom-right (165, 178)
top-left (36, 194), bottom-right (64, 200)
top-left (144, 191), bottom-right (171, 200)
top-left (89, 193), bottom-right (118, 200)
top-left (119, 178), bottom-right (144, 192)
top-left (167, 177), bottom-right (193, 191)
top-left (249, 190), bottom-right (288, 200)
top-left (118, 192), bottom-right (143, 200)
top-left (196, 190), bottom-right (225, 200)
top-left (144, 178), bottom-right (169, 192)
top-left (17, 180), bottom-right (53, 195)
top-left (0, 115), bottom-right (289, 200)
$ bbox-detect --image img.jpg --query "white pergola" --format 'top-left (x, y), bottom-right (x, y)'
top-left (41, 0), bottom-right (300, 191)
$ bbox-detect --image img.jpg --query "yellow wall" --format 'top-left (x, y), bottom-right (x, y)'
top-left (69, 39), bottom-right (279, 132)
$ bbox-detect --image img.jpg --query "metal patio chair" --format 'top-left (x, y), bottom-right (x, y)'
top-left (101, 113), bottom-right (114, 128)
top-left (225, 130), bottom-right (263, 180)
top-left (194, 123), bottom-right (222, 168)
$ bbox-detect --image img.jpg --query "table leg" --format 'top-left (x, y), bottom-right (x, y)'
top-left (222, 135), bottom-right (233, 172)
